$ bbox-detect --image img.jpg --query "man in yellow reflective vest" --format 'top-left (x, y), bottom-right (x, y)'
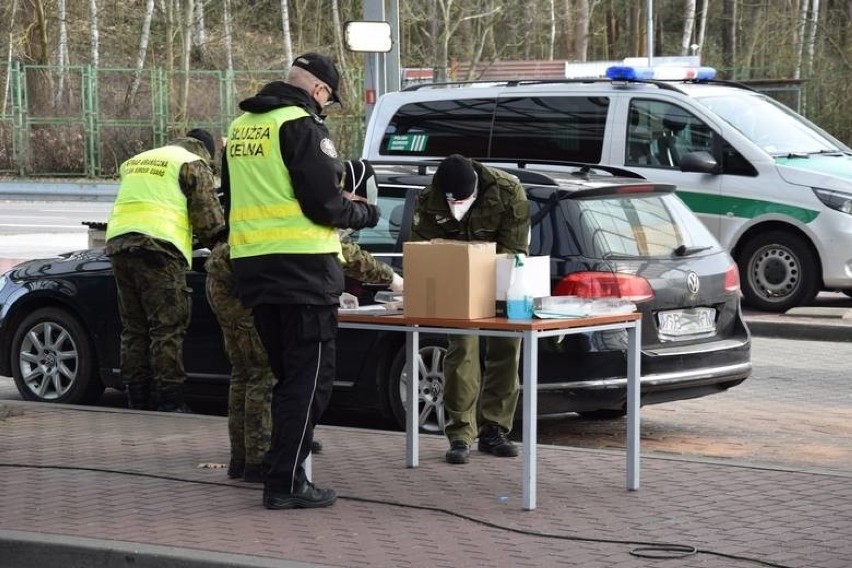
top-left (222, 53), bottom-right (380, 509)
top-left (106, 129), bottom-right (226, 412)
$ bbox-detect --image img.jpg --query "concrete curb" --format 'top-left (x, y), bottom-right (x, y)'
top-left (0, 181), bottom-right (117, 202)
top-left (744, 316), bottom-right (852, 342)
top-left (0, 530), bottom-right (330, 568)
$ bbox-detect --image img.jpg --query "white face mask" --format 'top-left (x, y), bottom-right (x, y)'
top-left (445, 171), bottom-right (478, 221)
top-left (448, 192), bottom-right (477, 221)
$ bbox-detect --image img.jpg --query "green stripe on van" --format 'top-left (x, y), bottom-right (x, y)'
top-left (677, 191), bottom-right (820, 223)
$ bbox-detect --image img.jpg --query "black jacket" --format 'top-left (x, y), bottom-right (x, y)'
top-left (221, 81), bottom-right (379, 306)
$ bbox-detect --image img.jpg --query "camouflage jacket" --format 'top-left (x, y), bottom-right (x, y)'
top-left (106, 137), bottom-right (226, 263)
top-left (411, 161), bottom-right (530, 255)
top-left (339, 232), bottom-right (395, 285)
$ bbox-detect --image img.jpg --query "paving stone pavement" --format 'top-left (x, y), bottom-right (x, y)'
top-left (0, 401), bottom-right (849, 568)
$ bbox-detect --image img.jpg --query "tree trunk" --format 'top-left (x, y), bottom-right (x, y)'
top-left (56, 0), bottom-right (70, 108)
top-left (2, 0), bottom-right (19, 117)
top-left (192, 0), bottom-right (206, 64)
top-left (179, 0), bottom-right (194, 125)
top-left (696, 0), bottom-right (709, 57)
top-left (805, 0), bottom-right (821, 78)
top-left (574, 0), bottom-right (590, 61)
top-left (124, 0), bottom-right (155, 113)
top-left (721, 0), bottom-right (736, 78)
top-left (680, 0), bottom-right (696, 56)
top-left (89, 0), bottom-right (100, 68)
top-left (280, 0), bottom-right (293, 67)
top-left (548, 0), bottom-right (556, 60)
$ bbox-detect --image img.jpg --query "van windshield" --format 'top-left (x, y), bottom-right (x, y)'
top-left (696, 93), bottom-right (848, 157)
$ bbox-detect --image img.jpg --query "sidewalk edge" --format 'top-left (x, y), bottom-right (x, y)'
top-left (0, 529), bottom-right (333, 568)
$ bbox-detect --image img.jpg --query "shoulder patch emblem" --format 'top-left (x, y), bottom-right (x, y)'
top-left (320, 138), bottom-right (338, 158)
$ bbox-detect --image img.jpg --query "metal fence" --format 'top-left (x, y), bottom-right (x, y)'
top-left (0, 62), bottom-right (365, 178)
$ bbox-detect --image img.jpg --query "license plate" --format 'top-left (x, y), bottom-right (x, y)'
top-left (657, 307), bottom-right (717, 340)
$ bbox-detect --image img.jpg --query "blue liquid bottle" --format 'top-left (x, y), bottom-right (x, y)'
top-left (506, 254), bottom-right (533, 319)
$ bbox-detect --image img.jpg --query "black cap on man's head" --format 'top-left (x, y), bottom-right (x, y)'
top-left (433, 154), bottom-right (477, 201)
top-left (186, 128), bottom-right (216, 159)
top-left (292, 52), bottom-right (342, 104)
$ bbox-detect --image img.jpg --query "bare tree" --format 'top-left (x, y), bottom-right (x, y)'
top-left (2, 0), bottom-right (19, 117)
top-left (795, 0), bottom-right (809, 79)
top-left (280, 0), bottom-right (293, 66)
top-left (548, 0), bottom-right (556, 60)
top-left (192, 0), bottom-right (207, 63)
top-left (679, 0), bottom-right (696, 56)
top-left (179, 0), bottom-right (195, 123)
top-left (696, 0), bottom-right (709, 56)
top-left (573, 0), bottom-right (590, 61)
top-left (89, 0), bottom-right (100, 68)
top-left (805, 0), bottom-right (821, 77)
top-left (55, 0), bottom-right (70, 107)
top-left (721, 0), bottom-right (736, 76)
top-left (223, 0), bottom-right (234, 74)
top-left (124, 0), bottom-right (156, 112)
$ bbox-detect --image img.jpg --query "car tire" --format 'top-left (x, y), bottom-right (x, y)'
top-left (386, 337), bottom-right (448, 433)
top-left (737, 230), bottom-right (819, 312)
top-left (11, 306), bottom-right (104, 404)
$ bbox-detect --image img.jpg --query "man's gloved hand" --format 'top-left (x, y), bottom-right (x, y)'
top-left (390, 273), bottom-right (404, 293)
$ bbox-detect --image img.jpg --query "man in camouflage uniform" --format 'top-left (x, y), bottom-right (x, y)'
top-left (207, 159), bottom-right (402, 483)
top-left (411, 154), bottom-right (530, 465)
top-left (106, 129), bottom-right (226, 412)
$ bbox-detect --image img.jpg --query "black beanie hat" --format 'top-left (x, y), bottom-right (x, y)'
top-left (186, 128), bottom-right (216, 159)
top-left (433, 154), bottom-right (477, 200)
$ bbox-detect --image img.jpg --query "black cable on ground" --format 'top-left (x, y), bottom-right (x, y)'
top-left (0, 462), bottom-right (795, 568)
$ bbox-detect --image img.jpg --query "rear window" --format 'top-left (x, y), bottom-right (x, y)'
top-left (574, 193), bottom-right (720, 258)
top-left (380, 98), bottom-right (494, 158)
top-left (491, 96), bottom-right (608, 163)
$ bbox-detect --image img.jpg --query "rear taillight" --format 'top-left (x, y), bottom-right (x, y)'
top-left (724, 263), bottom-right (741, 293)
top-left (553, 272), bottom-right (655, 302)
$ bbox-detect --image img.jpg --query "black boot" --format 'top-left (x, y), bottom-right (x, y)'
top-left (156, 387), bottom-right (193, 413)
top-left (227, 457), bottom-right (245, 479)
top-left (126, 382), bottom-right (151, 410)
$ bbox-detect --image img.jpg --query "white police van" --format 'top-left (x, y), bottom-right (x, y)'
top-left (361, 64), bottom-right (852, 312)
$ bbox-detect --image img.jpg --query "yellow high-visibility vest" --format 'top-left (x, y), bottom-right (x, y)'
top-left (106, 145), bottom-right (196, 264)
top-left (226, 106), bottom-right (341, 260)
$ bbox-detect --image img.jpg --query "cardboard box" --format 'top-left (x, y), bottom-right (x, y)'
top-left (495, 254), bottom-right (551, 301)
top-left (403, 240), bottom-right (497, 319)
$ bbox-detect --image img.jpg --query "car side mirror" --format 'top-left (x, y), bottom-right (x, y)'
top-left (679, 151), bottom-right (720, 174)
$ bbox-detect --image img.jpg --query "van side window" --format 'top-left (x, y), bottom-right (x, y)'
top-left (627, 100), bottom-right (714, 169)
top-left (491, 96), bottom-right (608, 163)
top-left (380, 99), bottom-right (494, 157)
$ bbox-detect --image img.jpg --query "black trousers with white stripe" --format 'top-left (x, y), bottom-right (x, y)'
top-left (252, 303), bottom-right (337, 494)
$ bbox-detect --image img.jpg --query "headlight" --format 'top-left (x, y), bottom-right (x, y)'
top-left (813, 188), bottom-right (852, 215)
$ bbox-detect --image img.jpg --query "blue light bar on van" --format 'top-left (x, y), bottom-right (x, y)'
top-left (605, 65), bottom-right (717, 82)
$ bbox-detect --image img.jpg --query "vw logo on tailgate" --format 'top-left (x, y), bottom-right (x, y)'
top-left (686, 272), bottom-right (700, 294)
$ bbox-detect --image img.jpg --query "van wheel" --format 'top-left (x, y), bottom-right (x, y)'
top-left (386, 338), bottom-right (448, 433)
top-left (738, 231), bottom-right (819, 312)
top-left (11, 307), bottom-right (104, 404)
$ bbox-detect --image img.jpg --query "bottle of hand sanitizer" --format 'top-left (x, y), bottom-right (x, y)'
top-left (506, 253), bottom-right (534, 319)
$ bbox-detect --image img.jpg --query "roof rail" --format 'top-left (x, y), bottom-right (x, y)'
top-left (401, 78), bottom-right (612, 91)
top-left (369, 158), bottom-right (645, 185)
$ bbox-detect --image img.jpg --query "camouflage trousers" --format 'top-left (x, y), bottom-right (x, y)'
top-left (110, 250), bottom-right (191, 403)
top-left (205, 246), bottom-right (274, 465)
top-left (443, 335), bottom-right (521, 444)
